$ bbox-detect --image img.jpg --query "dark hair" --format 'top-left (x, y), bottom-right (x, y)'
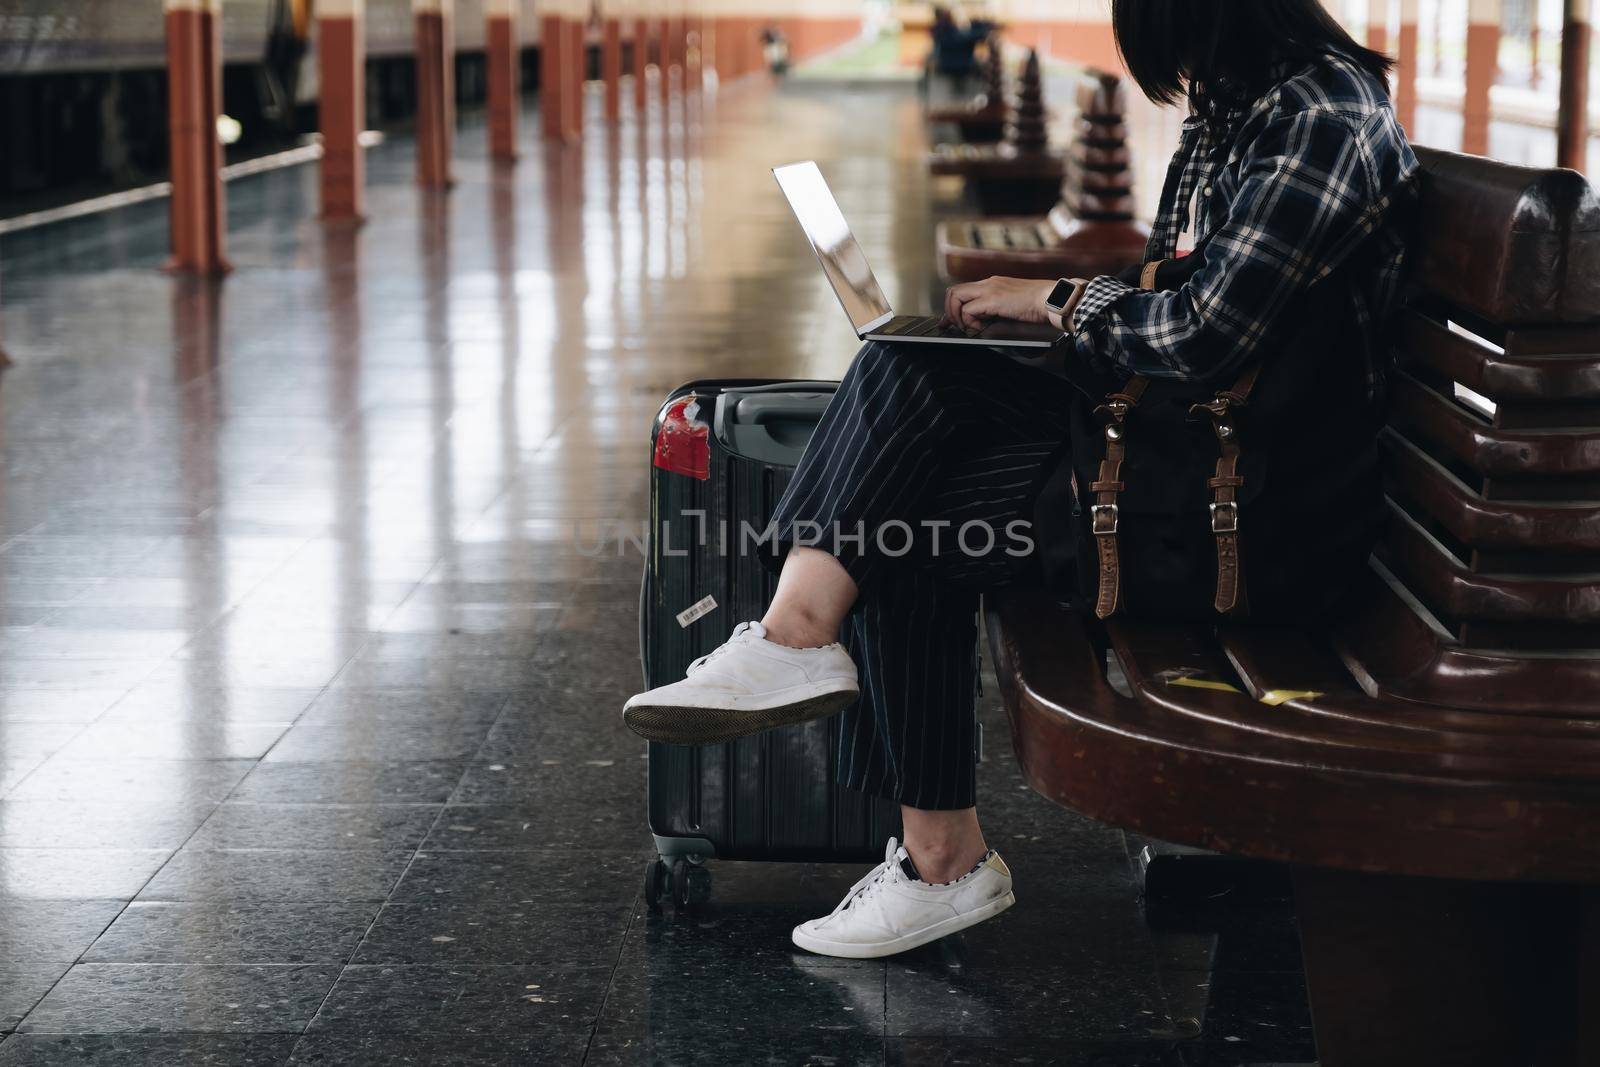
top-left (1112, 0), bottom-right (1393, 115)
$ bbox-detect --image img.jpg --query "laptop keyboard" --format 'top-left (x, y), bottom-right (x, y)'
top-left (879, 315), bottom-right (968, 338)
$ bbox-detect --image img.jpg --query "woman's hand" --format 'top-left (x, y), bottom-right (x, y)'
top-left (941, 277), bottom-right (1058, 333)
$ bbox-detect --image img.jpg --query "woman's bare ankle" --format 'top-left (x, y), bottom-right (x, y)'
top-left (902, 837), bottom-right (989, 884)
top-left (900, 805), bottom-right (988, 883)
top-left (759, 547), bottom-right (856, 648)
top-left (759, 612), bottom-right (837, 649)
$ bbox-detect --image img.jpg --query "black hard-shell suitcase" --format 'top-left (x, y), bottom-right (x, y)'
top-left (639, 379), bottom-right (901, 909)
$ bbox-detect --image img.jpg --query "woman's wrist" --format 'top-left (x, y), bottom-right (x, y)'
top-left (1038, 279), bottom-right (1065, 328)
top-left (1042, 278), bottom-right (1087, 333)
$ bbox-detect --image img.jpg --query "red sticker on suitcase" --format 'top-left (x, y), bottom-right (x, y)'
top-left (654, 396), bottom-right (710, 480)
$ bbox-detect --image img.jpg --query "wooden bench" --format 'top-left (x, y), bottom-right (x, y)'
top-left (936, 70), bottom-right (1150, 282)
top-left (985, 145), bottom-right (1600, 1066)
top-left (928, 50), bottom-right (1068, 215)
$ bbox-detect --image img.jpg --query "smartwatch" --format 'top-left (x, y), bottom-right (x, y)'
top-left (1044, 277), bottom-right (1087, 317)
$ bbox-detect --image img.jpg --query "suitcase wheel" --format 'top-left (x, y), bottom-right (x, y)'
top-left (643, 857), bottom-right (671, 913)
top-left (672, 858), bottom-right (712, 911)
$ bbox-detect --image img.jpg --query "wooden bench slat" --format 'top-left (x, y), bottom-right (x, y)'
top-left (1398, 310), bottom-right (1600, 403)
top-left (1390, 370), bottom-right (1600, 477)
top-left (1331, 563), bottom-right (1600, 715)
top-left (1380, 502), bottom-right (1600, 628)
top-left (1381, 431), bottom-right (1600, 553)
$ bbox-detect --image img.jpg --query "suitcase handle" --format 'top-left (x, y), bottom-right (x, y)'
top-left (733, 394), bottom-right (832, 425)
top-left (714, 391), bottom-right (834, 464)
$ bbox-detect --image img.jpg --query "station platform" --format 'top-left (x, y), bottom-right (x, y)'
top-left (0, 75), bottom-right (1310, 1065)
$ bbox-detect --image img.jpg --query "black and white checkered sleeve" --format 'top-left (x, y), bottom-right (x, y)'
top-left (1070, 275), bottom-right (1138, 334)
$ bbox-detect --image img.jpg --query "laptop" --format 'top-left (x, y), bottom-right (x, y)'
top-left (773, 161), bottom-right (1063, 349)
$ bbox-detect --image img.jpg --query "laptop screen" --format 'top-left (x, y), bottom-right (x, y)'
top-left (773, 162), bottom-right (894, 335)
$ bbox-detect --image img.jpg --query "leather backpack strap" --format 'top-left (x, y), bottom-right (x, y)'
top-left (1189, 364), bottom-right (1262, 617)
top-left (1089, 376), bottom-right (1149, 619)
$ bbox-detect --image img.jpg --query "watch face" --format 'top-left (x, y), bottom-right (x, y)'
top-left (1046, 279), bottom-right (1078, 311)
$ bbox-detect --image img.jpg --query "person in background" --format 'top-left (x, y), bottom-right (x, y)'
top-left (928, 6), bottom-right (997, 90)
top-left (760, 23), bottom-right (790, 76)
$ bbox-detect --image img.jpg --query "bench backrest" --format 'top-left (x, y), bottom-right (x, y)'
top-left (1378, 146), bottom-right (1600, 652)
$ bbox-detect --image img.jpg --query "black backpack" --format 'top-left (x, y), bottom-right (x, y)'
top-left (1033, 265), bottom-right (1388, 624)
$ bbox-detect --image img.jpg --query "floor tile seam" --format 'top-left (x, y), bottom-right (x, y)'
top-left (1, 867), bottom-right (159, 1036)
top-left (237, 634), bottom-right (378, 773)
top-left (9, 717), bottom-right (333, 1032)
top-left (447, 691), bottom-right (539, 804)
top-left (284, 694), bottom-right (557, 1053)
top-left (285, 833), bottom-right (438, 1045)
top-left (578, 880), bottom-right (643, 1065)
top-left (0, 715), bottom-right (103, 803)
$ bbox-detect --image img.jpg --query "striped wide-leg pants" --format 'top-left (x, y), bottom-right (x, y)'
top-left (768, 341), bottom-right (1080, 811)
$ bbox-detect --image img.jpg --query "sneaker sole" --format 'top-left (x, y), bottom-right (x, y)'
top-left (622, 683), bottom-right (859, 746)
top-left (790, 889), bottom-right (1016, 959)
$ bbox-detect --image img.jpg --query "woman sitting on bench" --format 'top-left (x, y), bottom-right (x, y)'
top-left (624, 0), bottom-right (1418, 960)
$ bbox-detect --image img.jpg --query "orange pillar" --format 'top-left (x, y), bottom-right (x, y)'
top-left (634, 15), bottom-right (651, 110)
top-left (487, 0), bottom-right (519, 160)
top-left (414, 0), bottom-right (455, 186)
top-left (602, 10), bottom-right (623, 119)
top-left (541, 6), bottom-right (567, 138)
top-left (1395, 0), bottom-right (1419, 136)
top-left (659, 13), bottom-right (674, 102)
top-left (1559, 0), bottom-right (1592, 171)
top-left (742, 15), bottom-right (758, 76)
top-left (319, 0), bottom-right (366, 219)
top-left (565, 8), bottom-right (585, 138)
top-left (1366, 0), bottom-right (1389, 54)
top-left (164, 0), bottom-right (229, 274)
top-left (1463, 0), bottom-right (1501, 157)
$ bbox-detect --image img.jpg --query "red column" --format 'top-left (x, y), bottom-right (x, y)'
top-left (1366, 0), bottom-right (1389, 54)
top-left (542, 8), bottom-right (566, 138)
top-left (1463, 0), bottom-right (1501, 157)
top-left (319, 0), bottom-right (366, 219)
top-left (565, 13), bottom-right (585, 138)
top-left (741, 16), bottom-right (758, 76)
top-left (1395, 0), bottom-right (1419, 136)
top-left (414, 0), bottom-right (455, 186)
top-left (634, 16), bottom-right (650, 110)
top-left (164, 0), bottom-right (229, 274)
top-left (1559, 0), bottom-right (1592, 171)
top-left (602, 13), bottom-right (623, 119)
top-left (659, 14), bottom-right (674, 102)
top-left (487, 0), bottom-right (519, 160)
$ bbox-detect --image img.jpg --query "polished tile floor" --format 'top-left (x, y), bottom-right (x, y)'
top-left (0, 67), bottom-right (1310, 1066)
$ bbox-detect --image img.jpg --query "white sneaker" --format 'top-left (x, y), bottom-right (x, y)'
top-left (623, 621), bottom-right (859, 745)
top-left (791, 837), bottom-right (1015, 959)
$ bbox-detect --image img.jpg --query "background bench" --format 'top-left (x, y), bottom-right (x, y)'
top-left (927, 51), bottom-right (1069, 215)
top-left (936, 69), bottom-right (1150, 282)
top-left (985, 146), bottom-right (1600, 1066)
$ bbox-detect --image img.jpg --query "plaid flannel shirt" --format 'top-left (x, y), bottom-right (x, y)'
top-left (1071, 51), bottom-right (1419, 398)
